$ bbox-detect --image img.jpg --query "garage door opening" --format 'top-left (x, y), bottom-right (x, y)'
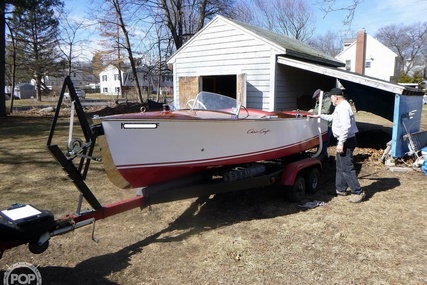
top-left (202, 75), bottom-right (236, 99)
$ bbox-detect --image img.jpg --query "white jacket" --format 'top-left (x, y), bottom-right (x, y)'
top-left (319, 100), bottom-right (358, 146)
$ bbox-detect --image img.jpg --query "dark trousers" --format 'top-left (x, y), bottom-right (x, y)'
top-left (335, 136), bottom-right (362, 194)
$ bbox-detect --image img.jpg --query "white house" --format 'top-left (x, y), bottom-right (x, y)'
top-left (335, 30), bottom-right (400, 82)
top-left (99, 64), bottom-right (124, 95)
top-left (99, 64), bottom-right (174, 97)
top-left (122, 65), bottom-right (174, 96)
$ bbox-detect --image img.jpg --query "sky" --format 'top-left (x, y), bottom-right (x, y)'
top-left (311, 0), bottom-right (427, 37)
top-left (63, 0), bottom-right (427, 59)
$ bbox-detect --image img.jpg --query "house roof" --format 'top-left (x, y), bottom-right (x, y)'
top-left (336, 33), bottom-right (398, 59)
top-left (168, 15), bottom-right (345, 68)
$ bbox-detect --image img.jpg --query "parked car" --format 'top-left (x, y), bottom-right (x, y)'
top-left (64, 89), bottom-right (86, 99)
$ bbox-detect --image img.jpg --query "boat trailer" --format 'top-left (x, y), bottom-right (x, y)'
top-left (0, 77), bottom-right (323, 258)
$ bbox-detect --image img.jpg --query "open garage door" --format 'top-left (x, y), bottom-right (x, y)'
top-left (178, 74), bottom-right (246, 107)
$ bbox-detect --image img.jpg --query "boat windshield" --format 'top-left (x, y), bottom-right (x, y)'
top-left (191, 92), bottom-right (242, 116)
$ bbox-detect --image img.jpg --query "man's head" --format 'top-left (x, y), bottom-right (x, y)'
top-left (329, 88), bottom-right (344, 96)
top-left (329, 88), bottom-right (344, 106)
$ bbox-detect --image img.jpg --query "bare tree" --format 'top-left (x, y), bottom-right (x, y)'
top-left (95, 0), bottom-right (144, 102)
top-left (229, 1), bottom-right (257, 26)
top-left (58, 15), bottom-right (86, 76)
top-left (376, 22), bottom-right (427, 75)
top-left (112, 0), bottom-right (144, 102)
top-left (5, 20), bottom-right (19, 113)
top-left (276, 0), bottom-right (315, 41)
top-left (317, 0), bottom-right (364, 27)
top-left (143, 0), bottom-right (235, 50)
top-left (308, 30), bottom-right (342, 57)
top-left (234, 0), bottom-right (315, 42)
top-left (1, 1), bottom-right (6, 117)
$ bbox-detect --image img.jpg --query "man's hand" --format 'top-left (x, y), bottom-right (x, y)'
top-left (336, 145), bottom-right (344, 154)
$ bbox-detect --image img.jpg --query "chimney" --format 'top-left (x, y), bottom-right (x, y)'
top-left (355, 29), bottom-right (366, 75)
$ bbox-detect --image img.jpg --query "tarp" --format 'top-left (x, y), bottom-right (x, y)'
top-left (392, 95), bottom-right (424, 157)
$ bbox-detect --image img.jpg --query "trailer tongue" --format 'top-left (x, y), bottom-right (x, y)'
top-left (0, 77), bottom-right (323, 258)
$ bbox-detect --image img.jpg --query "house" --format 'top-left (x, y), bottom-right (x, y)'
top-left (335, 30), bottom-right (400, 82)
top-left (99, 64), bottom-right (123, 95)
top-left (99, 64), bottom-right (173, 97)
top-left (122, 65), bottom-right (174, 97)
top-left (167, 15), bottom-right (343, 111)
top-left (42, 62), bottom-right (99, 92)
top-left (167, 15), bottom-right (424, 159)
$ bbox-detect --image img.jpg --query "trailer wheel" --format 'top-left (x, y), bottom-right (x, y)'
top-left (286, 175), bottom-right (306, 202)
top-left (306, 168), bottom-right (321, 194)
top-left (29, 239), bottom-right (49, 254)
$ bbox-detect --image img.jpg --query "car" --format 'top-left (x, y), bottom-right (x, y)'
top-left (64, 89), bottom-right (86, 99)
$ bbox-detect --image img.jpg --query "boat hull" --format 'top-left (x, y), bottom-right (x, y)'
top-left (100, 113), bottom-right (328, 188)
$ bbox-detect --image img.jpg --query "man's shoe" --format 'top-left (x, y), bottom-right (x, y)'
top-left (349, 192), bottom-right (366, 203)
top-left (336, 190), bottom-right (348, 196)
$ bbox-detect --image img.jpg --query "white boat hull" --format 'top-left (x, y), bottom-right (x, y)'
top-left (101, 113), bottom-right (328, 188)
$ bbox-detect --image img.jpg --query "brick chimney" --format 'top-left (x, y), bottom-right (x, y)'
top-left (355, 29), bottom-right (366, 75)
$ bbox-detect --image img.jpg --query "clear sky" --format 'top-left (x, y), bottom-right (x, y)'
top-left (311, 0), bottom-right (427, 37)
top-left (64, 0), bottom-right (427, 58)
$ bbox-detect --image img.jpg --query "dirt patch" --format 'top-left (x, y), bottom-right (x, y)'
top-left (0, 105), bottom-right (426, 285)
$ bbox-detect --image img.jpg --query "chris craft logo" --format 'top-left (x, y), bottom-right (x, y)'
top-left (247, 128), bottom-right (271, 135)
top-left (3, 262), bottom-right (42, 285)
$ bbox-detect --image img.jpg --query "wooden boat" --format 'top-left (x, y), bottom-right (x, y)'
top-left (96, 92), bottom-right (328, 188)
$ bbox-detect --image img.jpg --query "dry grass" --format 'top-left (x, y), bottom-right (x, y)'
top-left (0, 106), bottom-right (426, 284)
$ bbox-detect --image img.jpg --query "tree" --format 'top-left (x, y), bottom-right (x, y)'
top-left (111, 0), bottom-right (144, 102)
top-left (251, 0), bottom-right (315, 42)
top-left (5, 17), bottom-right (22, 113)
top-left (91, 51), bottom-right (107, 79)
top-left (308, 30), bottom-right (342, 57)
top-left (145, 0), bottom-right (235, 50)
top-left (317, 0), bottom-right (364, 27)
top-left (376, 22), bottom-right (427, 75)
top-left (1, 1), bottom-right (6, 117)
top-left (9, 0), bottom-right (65, 101)
top-left (95, 0), bottom-right (145, 102)
top-left (58, 14), bottom-right (87, 76)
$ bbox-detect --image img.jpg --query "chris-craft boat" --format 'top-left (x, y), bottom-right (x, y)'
top-left (96, 92), bottom-right (328, 188)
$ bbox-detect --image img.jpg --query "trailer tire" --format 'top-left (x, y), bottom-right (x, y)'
top-left (286, 175), bottom-right (306, 202)
top-left (306, 168), bottom-right (321, 194)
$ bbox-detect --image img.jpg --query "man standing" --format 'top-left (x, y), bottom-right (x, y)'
top-left (310, 87), bottom-right (365, 203)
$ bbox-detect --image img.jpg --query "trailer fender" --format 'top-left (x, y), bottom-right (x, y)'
top-left (280, 157), bottom-right (322, 186)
